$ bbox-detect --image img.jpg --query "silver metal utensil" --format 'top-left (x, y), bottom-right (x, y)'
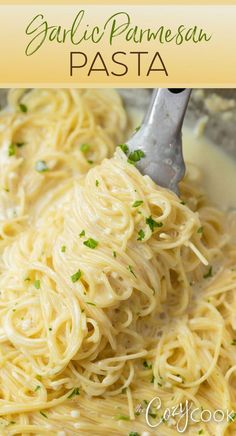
top-left (126, 88), bottom-right (191, 194)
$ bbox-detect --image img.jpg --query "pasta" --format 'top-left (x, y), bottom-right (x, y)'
top-left (0, 89), bottom-right (235, 436)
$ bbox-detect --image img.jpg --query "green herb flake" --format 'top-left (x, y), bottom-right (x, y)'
top-left (49, 327), bottom-right (52, 331)
top-left (68, 387), bottom-right (80, 399)
top-left (137, 229), bottom-right (145, 241)
top-left (203, 266), bottom-right (213, 279)
top-left (118, 143), bottom-right (129, 155)
top-left (39, 411), bottom-right (48, 418)
top-left (197, 226), bottom-right (204, 234)
top-left (113, 251), bottom-right (117, 258)
top-left (16, 142), bottom-right (25, 148)
top-left (83, 238), bottom-right (98, 249)
top-left (61, 245), bottom-right (66, 253)
top-left (198, 431), bottom-right (204, 435)
top-left (151, 375), bottom-right (155, 383)
top-left (146, 216), bottom-right (163, 232)
top-left (129, 432), bottom-right (140, 436)
top-left (19, 103), bottom-right (27, 113)
top-left (86, 301), bottom-right (96, 306)
top-left (128, 149), bottom-right (145, 164)
top-left (180, 200), bottom-right (186, 205)
top-left (79, 230), bottom-right (85, 238)
top-left (35, 160), bottom-right (48, 173)
top-left (8, 143), bottom-right (16, 157)
top-left (71, 270), bottom-right (82, 283)
top-left (87, 159), bottom-right (93, 164)
top-left (34, 280), bottom-right (41, 289)
top-left (135, 125), bottom-right (141, 132)
top-left (80, 143), bottom-right (90, 153)
top-left (95, 179), bottom-right (99, 187)
top-left (115, 414), bottom-right (130, 421)
top-left (143, 360), bottom-right (152, 370)
top-left (9, 421), bottom-right (16, 425)
top-left (121, 387), bottom-right (127, 394)
top-left (35, 385), bottom-right (41, 392)
top-left (132, 200), bottom-right (143, 208)
top-left (128, 265), bottom-right (136, 278)
top-left (231, 339), bottom-right (236, 346)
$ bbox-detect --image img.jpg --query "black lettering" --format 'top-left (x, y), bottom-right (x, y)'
top-left (88, 52), bottom-right (109, 76)
top-left (111, 51), bottom-right (128, 76)
top-left (147, 52), bottom-right (168, 76)
top-left (70, 51), bottom-right (87, 76)
top-left (130, 51), bottom-right (148, 76)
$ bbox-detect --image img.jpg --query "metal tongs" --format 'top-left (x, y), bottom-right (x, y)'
top-left (126, 88), bottom-right (191, 194)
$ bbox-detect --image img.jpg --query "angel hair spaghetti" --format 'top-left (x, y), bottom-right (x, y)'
top-left (0, 89), bottom-right (235, 436)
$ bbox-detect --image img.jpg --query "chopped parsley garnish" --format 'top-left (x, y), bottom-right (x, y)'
top-left (83, 238), bottom-right (98, 249)
top-left (115, 414), bottom-right (130, 421)
top-left (180, 200), bottom-right (186, 205)
top-left (197, 226), bottom-right (204, 234)
top-left (35, 385), bottom-right (41, 392)
top-left (16, 142), bottom-right (25, 148)
top-left (135, 125), bottom-right (141, 132)
top-left (132, 200), bottom-right (143, 208)
top-left (143, 360), bottom-right (152, 369)
top-left (61, 245), bottom-right (66, 253)
top-left (68, 387), bottom-right (80, 399)
top-left (39, 411), bottom-right (48, 418)
top-left (35, 160), bottom-right (48, 173)
top-left (118, 143), bottom-right (129, 155)
top-left (128, 149), bottom-right (145, 164)
top-left (203, 266), bottom-right (213, 279)
top-left (137, 229), bottom-right (145, 241)
top-left (86, 301), bottom-right (96, 306)
top-left (19, 103), bottom-right (27, 113)
top-left (113, 251), bottom-right (117, 258)
top-left (71, 270), bottom-right (82, 283)
top-left (87, 159), bottom-right (93, 164)
top-left (80, 143), bottom-right (90, 153)
top-left (34, 280), bottom-right (40, 289)
top-left (151, 375), bottom-right (155, 383)
top-left (128, 265), bottom-right (136, 277)
top-left (79, 230), bottom-right (85, 237)
top-left (198, 431), bottom-right (204, 435)
top-left (231, 339), bottom-right (236, 346)
top-left (49, 327), bottom-right (52, 331)
top-left (129, 432), bottom-right (140, 436)
top-left (95, 180), bottom-right (99, 187)
top-left (146, 216), bottom-right (163, 232)
top-left (8, 143), bottom-right (16, 156)
top-left (119, 144), bottom-right (145, 165)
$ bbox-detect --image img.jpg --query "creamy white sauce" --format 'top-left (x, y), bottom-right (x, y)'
top-left (183, 128), bottom-right (236, 210)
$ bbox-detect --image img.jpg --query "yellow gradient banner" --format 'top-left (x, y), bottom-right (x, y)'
top-left (0, 4), bottom-right (235, 87)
